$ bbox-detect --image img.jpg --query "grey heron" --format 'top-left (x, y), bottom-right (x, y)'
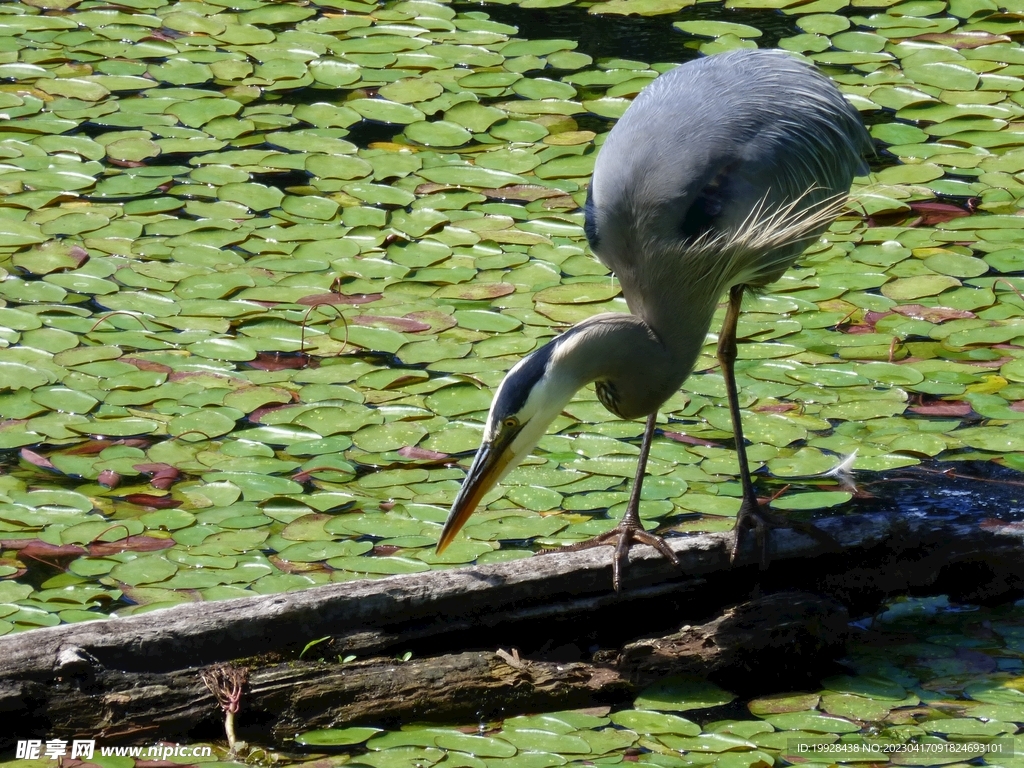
top-left (436, 48), bottom-right (871, 590)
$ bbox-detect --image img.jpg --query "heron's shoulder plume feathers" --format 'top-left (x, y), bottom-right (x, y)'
top-left (684, 189), bottom-right (852, 288)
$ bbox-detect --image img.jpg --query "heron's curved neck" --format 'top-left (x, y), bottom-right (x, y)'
top-left (553, 312), bottom-right (705, 420)
top-left (635, 283), bottom-right (721, 375)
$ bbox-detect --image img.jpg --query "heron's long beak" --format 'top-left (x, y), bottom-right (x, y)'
top-left (436, 435), bottom-right (517, 553)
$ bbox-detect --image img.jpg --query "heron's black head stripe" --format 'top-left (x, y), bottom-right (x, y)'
top-left (493, 339), bottom-right (556, 418)
top-left (584, 184), bottom-right (599, 252)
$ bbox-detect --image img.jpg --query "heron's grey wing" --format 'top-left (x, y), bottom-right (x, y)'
top-left (585, 49), bottom-right (870, 299)
top-left (704, 53), bottom-right (870, 284)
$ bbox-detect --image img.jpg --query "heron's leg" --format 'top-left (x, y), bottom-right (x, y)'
top-left (719, 285), bottom-right (836, 566)
top-left (718, 285), bottom-right (770, 565)
top-left (553, 412), bottom-right (680, 592)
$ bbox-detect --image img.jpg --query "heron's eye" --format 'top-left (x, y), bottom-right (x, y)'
top-left (503, 417), bottom-right (519, 429)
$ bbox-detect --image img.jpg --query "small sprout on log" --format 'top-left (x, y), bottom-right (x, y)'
top-left (201, 663), bottom-right (249, 752)
top-left (300, 636), bottom-right (331, 659)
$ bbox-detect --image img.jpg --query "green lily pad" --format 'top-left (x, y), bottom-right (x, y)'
top-left (497, 730), bottom-right (591, 754)
top-left (447, 103), bottom-right (507, 132)
top-left (965, 681), bottom-right (1024, 706)
top-left (761, 712), bottom-right (860, 733)
top-left (534, 283), bottom-right (620, 304)
top-left (610, 710), bottom-right (701, 735)
top-left (327, 555), bottom-right (431, 574)
top-left (435, 733), bottom-right (518, 757)
top-left (0, 219), bottom-right (47, 247)
top-left (923, 719), bottom-right (1014, 736)
top-left (297, 727), bottom-right (384, 746)
top-left (673, 20), bottom-right (762, 36)
top-left (636, 676), bottom-right (736, 712)
top-left (379, 79), bottom-right (445, 103)
top-left (885, 273), bottom-right (964, 302)
top-left (770, 491), bottom-right (852, 511)
top-left (348, 98), bottom-right (426, 125)
top-left (903, 61), bottom-right (979, 90)
top-left (823, 675), bottom-right (907, 700)
top-left (277, 540), bottom-right (373, 562)
top-left (219, 182), bottom-right (284, 212)
top-left (657, 733), bottom-right (755, 753)
top-left (0, 362), bottom-right (54, 391)
top-left (406, 120), bottom-right (473, 147)
top-left (109, 555), bottom-right (178, 586)
top-left (749, 693), bottom-right (822, 716)
top-left (306, 154), bottom-right (373, 180)
top-left (590, 0), bottom-right (696, 14)
top-left (464, 515), bottom-right (569, 541)
top-left (419, 165), bottom-right (528, 188)
top-left (820, 693), bottom-right (893, 721)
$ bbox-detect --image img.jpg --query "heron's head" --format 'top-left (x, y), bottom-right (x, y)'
top-left (436, 338), bottom-right (581, 553)
top-left (435, 314), bottom-right (676, 553)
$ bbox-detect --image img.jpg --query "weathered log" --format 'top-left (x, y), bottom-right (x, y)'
top-left (1, 511), bottom-right (1022, 748)
top-left (2, 511), bottom-right (1021, 681)
top-left (12, 591), bottom-right (849, 745)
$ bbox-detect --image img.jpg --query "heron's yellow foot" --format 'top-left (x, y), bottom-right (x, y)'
top-left (555, 521), bottom-right (681, 592)
top-left (730, 499), bottom-right (838, 569)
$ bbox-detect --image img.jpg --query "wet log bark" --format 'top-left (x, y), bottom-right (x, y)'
top-left (10, 591), bottom-right (849, 745)
top-left (1, 510), bottom-right (1022, 747)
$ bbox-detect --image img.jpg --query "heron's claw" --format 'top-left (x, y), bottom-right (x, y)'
top-left (555, 522), bottom-right (681, 592)
top-left (731, 499), bottom-right (838, 569)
